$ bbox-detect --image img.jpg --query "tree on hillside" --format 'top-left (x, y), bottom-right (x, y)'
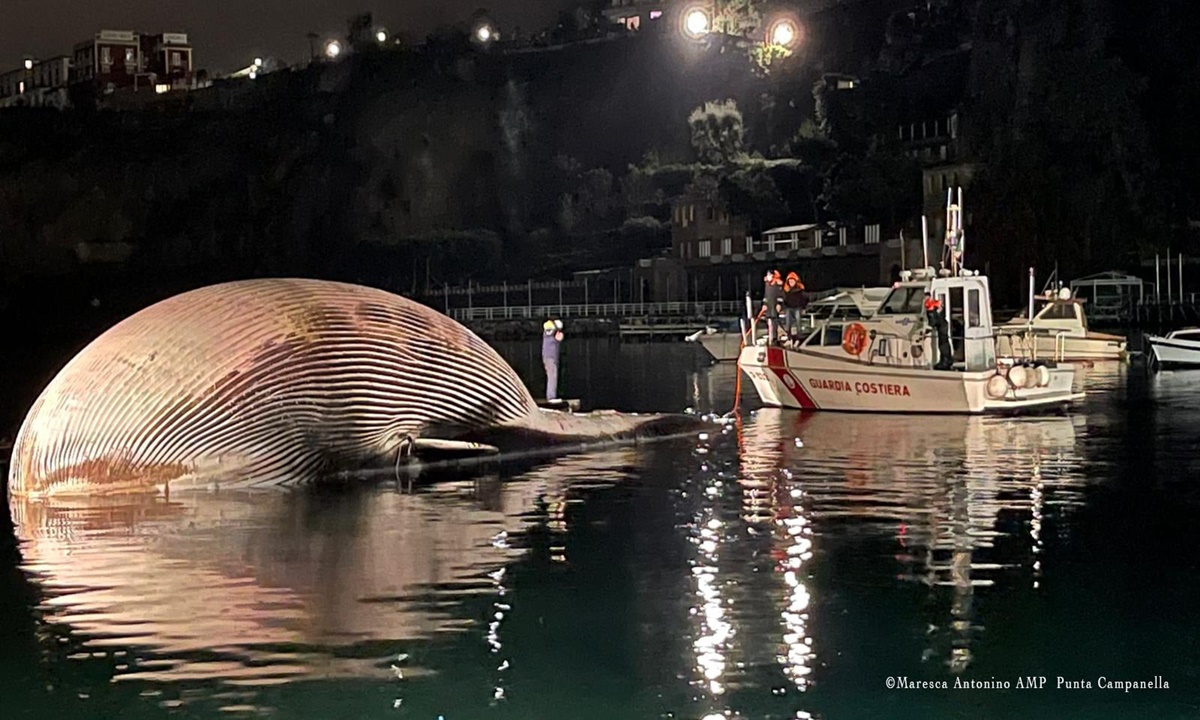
top-left (688, 99), bottom-right (746, 165)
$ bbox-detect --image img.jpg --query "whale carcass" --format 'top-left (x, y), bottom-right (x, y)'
top-left (7, 279), bottom-right (693, 499)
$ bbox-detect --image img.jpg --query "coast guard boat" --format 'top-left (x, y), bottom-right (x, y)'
top-left (736, 189), bottom-right (1084, 414)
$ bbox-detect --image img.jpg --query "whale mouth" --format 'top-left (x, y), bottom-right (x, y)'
top-left (327, 412), bottom-right (712, 484)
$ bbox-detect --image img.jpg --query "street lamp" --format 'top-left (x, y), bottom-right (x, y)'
top-left (24, 58), bottom-right (33, 70)
top-left (253, 57), bottom-right (263, 68)
top-left (769, 19), bottom-right (797, 47)
top-left (325, 40), bottom-right (342, 58)
top-left (475, 24), bottom-right (494, 43)
top-left (683, 7), bottom-right (710, 39)
top-left (375, 29), bottom-right (388, 44)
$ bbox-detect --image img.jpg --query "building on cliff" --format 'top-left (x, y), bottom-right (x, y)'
top-left (71, 30), bottom-right (194, 95)
top-left (0, 56), bottom-right (72, 108)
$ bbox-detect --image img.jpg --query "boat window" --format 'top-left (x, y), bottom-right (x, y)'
top-left (811, 324), bottom-right (844, 346)
top-left (967, 288), bottom-right (981, 328)
top-left (1174, 330), bottom-right (1200, 340)
top-left (1039, 302), bottom-right (1077, 321)
top-left (877, 286), bottom-right (925, 314)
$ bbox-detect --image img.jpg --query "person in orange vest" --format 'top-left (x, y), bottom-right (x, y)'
top-left (924, 294), bottom-right (953, 370)
top-left (782, 272), bottom-right (808, 339)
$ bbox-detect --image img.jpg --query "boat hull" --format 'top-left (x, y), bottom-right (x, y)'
top-left (738, 346), bottom-right (1081, 414)
top-left (695, 332), bottom-right (742, 362)
top-left (1148, 336), bottom-right (1200, 366)
top-left (996, 331), bottom-right (1127, 362)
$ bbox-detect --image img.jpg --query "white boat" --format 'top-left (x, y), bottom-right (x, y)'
top-left (736, 188), bottom-right (1083, 414)
top-left (996, 287), bottom-right (1127, 362)
top-left (687, 286), bottom-right (890, 362)
top-left (1147, 328), bottom-right (1200, 367)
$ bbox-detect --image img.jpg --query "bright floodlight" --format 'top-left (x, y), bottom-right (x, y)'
top-left (771, 20), bottom-right (796, 47)
top-left (24, 59), bottom-right (33, 70)
top-left (253, 57), bottom-right (263, 67)
top-left (684, 9), bottom-right (710, 37)
top-left (325, 40), bottom-right (342, 58)
top-left (376, 30), bottom-right (388, 43)
top-left (476, 24), bottom-right (493, 42)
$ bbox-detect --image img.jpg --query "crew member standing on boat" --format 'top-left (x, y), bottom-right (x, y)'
top-left (782, 272), bottom-right (808, 339)
top-left (762, 270), bottom-right (784, 343)
top-left (542, 319), bottom-right (564, 400)
top-left (924, 294), bottom-right (954, 370)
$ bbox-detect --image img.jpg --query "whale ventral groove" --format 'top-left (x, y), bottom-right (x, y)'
top-left (8, 278), bottom-right (695, 500)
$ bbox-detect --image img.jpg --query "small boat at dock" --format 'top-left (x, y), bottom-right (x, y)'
top-left (687, 286), bottom-right (890, 362)
top-left (1147, 328), bottom-right (1200, 367)
top-left (996, 287), bottom-right (1126, 362)
top-left (736, 188), bottom-right (1083, 414)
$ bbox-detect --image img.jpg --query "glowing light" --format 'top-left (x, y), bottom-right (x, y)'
top-left (24, 59), bottom-right (34, 70)
top-left (476, 24), bottom-right (494, 42)
top-left (325, 40), bottom-right (342, 58)
top-left (253, 57), bottom-right (263, 67)
top-left (684, 9), bottom-right (710, 38)
top-left (771, 20), bottom-right (797, 47)
top-left (376, 30), bottom-right (388, 43)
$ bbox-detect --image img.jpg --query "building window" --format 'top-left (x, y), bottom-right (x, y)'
top-left (707, 206), bottom-right (716, 221)
top-left (171, 52), bottom-right (183, 68)
top-left (101, 47), bottom-right (112, 66)
top-left (650, 10), bottom-right (662, 19)
top-left (699, 240), bottom-right (711, 258)
top-left (125, 47), bottom-right (136, 66)
top-left (623, 16), bottom-right (640, 31)
top-left (722, 237), bottom-right (732, 256)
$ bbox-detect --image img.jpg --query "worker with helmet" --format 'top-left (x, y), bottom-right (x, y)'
top-left (542, 319), bottom-right (565, 400)
top-left (782, 271), bottom-right (808, 339)
top-left (924, 294), bottom-right (953, 370)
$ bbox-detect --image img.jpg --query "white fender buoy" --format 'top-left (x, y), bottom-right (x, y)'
top-left (986, 374), bottom-right (1008, 399)
top-left (1037, 365), bottom-right (1051, 387)
top-left (1022, 366), bottom-right (1040, 389)
top-left (1007, 365), bottom-right (1028, 390)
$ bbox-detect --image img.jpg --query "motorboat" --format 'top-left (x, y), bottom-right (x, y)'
top-left (1147, 328), bottom-right (1200, 367)
top-left (736, 188), bottom-right (1083, 414)
top-left (687, 286), bottom-right (890, 362)
top-left (996, 287), bottom-right (1127, 362)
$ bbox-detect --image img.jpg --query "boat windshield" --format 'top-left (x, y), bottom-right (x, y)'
top-left (876, 286), bottom-right (926, 315)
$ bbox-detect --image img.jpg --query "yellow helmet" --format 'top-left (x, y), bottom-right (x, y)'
top-left (543, 320), bottom-right (556, 332)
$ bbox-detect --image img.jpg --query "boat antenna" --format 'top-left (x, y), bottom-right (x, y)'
top-left (921, 215), bottom-right (929, 269)
top-left (941, 187), bottom-right (965, 274)
top-left (1028, 267), bottom-right (1035, 329)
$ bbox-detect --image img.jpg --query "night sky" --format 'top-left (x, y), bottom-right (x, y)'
top-left (0, 0), bottom-right (574, 74)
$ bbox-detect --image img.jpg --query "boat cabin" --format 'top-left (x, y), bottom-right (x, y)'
top-left (798, 270), bottom-right (998, 371)
top-left (1005, 293), bottom-right (1090, 334)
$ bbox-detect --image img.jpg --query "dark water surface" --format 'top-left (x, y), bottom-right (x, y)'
top-left (3, 338), bottom-right (1200, 719)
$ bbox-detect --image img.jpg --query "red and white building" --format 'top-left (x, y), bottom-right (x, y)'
top-left (70, 29), bottom-right (194, 93)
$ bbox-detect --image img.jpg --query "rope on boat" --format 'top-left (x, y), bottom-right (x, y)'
top-left (724, 305), bottom-right (763, 418)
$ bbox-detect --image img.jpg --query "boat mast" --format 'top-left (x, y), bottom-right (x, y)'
top-left (942, 187), bottom-right (965, 275)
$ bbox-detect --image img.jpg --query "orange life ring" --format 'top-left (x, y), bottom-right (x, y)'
top-left (842, 322), bottom-right (869, 356)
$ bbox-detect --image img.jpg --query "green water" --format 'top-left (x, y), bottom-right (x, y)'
top-left (3, 340), bottom-right (1199, 718)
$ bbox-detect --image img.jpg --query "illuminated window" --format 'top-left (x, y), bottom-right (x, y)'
top-left (101, 47), bottom-right (112, 66)
top-left (125, 47), bottom-right (136, 65)
top-left (699, 240), bottom-right (711, 257)
top-left (623, 16), bottom-right (640, 31)
top-left (722, 238), bottom-right (731, 255)
top-left (650, 10), bottom-right (662, 19)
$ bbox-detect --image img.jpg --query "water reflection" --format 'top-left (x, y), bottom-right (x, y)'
top-left (10, 449), bottom-right (644, 701)
top-left (733, 408), bottom-right (1089, 678)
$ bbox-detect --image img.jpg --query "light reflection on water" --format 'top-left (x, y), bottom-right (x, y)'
top-left (8, 351), bottom-right (1199, 717)
top-left (11, 450), bottom-right (643, 702)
